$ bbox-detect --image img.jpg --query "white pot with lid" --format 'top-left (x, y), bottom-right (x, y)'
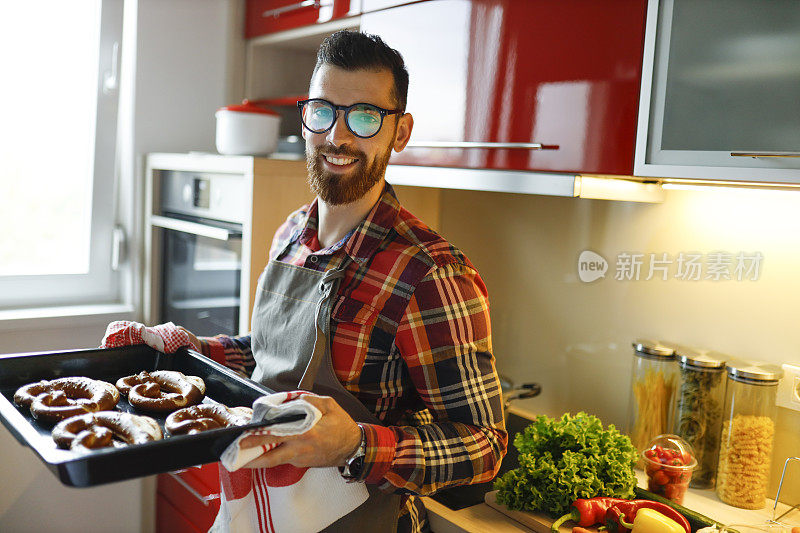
top-left (215, 100), bottom-right (281, 156)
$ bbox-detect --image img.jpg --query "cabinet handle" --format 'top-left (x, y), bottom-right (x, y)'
top-left (167, 472), bottom-right (220, 507)
top-left (730, 151), bottom-right (800, 158)
top-left (405, 141), bottom-right (558, 150)
top-left (150, 215), bottom-right (241, 242)
top-left (262, 0), bottom-right (331, 18)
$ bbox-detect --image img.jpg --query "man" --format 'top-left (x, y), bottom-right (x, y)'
top-left (109, 31), bottom-right (506, 532)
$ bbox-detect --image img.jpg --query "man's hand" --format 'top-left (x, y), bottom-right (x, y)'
top-left (239, 395), bottom-right (362, 470)
top-left (177, 326), bottom-right (200, 351)
top-left (100, 321), bottom-right (198, 353)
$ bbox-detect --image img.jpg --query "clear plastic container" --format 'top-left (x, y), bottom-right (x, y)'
top-left (672, 347), bottom-right (727, 489)
top-left (642, 434), bottom-right (697, 504)
top-left (716, 360), bottom-right (783, 509)
top-left (627, 340), bottom-right (678, 456)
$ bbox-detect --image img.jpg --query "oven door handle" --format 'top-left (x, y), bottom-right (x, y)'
top-left (151, 215), bottom-right (241, 242)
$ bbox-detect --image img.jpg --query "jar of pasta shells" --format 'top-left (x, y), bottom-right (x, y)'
top-left (672, 347), bottom-right (727, 489)
top-left (716, 361), bottom-right (783, 509)
top-left (627, 340), bottom-right (678, 460)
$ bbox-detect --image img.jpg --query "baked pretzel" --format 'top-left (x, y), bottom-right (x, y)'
top-left (116, 371), bottom-right (205, 413)
top-left (13, 377), bottom-right (121, 424)
top-left (52, 411), bottom-right (162, 451)
top-left (165, 404), bottom-right (253, 435)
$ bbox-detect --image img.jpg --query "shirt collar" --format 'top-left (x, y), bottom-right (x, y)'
top-left (295, 182), bottom-right (400, 264)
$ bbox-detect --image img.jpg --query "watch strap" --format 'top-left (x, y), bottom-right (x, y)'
top-left (341, 423), bottom-right (366, 480)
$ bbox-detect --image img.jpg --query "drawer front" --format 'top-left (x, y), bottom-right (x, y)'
top-left (176, 462), bottom-right (221, 493)
top-left (157, 469), bottom-right (221, 531)
top-left (156, 493), bottom-right (206, 533)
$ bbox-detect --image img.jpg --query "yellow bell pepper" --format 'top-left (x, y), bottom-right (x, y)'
top-left (617, 508), bottom-right (686, 533)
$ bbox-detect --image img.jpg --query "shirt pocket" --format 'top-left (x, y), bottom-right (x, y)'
top-left (330, 296), bottom-right (381, 383)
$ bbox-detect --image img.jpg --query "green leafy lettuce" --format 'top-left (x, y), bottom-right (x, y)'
top-left (494, 412), bottom-right (637, 517)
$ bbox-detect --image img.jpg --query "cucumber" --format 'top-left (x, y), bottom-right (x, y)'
top-left (634, 487), bottom-right (726, 532)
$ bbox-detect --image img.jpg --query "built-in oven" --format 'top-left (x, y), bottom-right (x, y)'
top-left (147, 169), bottom-right (246, 337)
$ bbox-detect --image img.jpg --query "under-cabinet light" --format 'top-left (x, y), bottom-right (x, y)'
top-left (662, 179), bottom-right (800, 192)
top-left (574, 175), bottom-right (665, 203)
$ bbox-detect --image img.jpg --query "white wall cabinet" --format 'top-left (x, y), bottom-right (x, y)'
top-left (635, 0), bottom-right (800, 183)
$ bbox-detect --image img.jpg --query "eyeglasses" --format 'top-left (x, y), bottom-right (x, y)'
top-left (297, 98), bottom-right (403, 139)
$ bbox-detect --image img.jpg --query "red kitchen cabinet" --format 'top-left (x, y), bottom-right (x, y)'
top-left (361, 0), bottom-right (647, 175)
top-left (360, 0), bottom-right (419, 13)
top-left (245, 0), bottom-right (356, 39)
top-left (156, 463), bottom-right (221, 533)
top-left (157, 494), bottom-right (205, 533)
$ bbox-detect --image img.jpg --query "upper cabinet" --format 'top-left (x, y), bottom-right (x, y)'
top-left (635, 0), bottom-right (800, 183)
top-left (244, 0), bottom-right (648, 177)
top-left (245, 0), bottom-right (358, 38)
top-left (361, 0), bottom-right (648, 175)
top-left (360, 0), bottom-right (416, 12)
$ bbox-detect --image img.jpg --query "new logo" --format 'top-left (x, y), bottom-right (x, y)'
top-left (578, 250), bottom-right (608, 283)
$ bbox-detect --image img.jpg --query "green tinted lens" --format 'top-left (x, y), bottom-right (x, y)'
top-left (347, 104), bottom-right (382, 137)
top-left (304, 101), bottom-right (335, 131)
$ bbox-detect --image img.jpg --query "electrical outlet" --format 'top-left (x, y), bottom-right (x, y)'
top-left (776, 363), bottom-right (800, 411)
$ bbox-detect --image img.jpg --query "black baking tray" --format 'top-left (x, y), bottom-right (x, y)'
top-left (0, 344), bottom-right (298, 487)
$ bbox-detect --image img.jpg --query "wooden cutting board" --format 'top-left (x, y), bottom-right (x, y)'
top-left (484, 491), bottom-right (603, 533)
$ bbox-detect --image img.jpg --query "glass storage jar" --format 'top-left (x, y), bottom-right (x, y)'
top-left (672, 347), bottom-right (727, 489)
top-left (716, 361), bottom-right (783, 509)
top-left (627, 340), bottom-right (678, 456)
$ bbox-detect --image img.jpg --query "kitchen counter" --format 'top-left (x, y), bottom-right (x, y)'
top-left (423, 471), bottom-right (800, 532)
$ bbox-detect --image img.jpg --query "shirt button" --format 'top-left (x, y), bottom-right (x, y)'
top-left (309, 255), bottom-right (318, 263)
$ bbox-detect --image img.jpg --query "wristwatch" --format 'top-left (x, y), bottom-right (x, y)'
top-left (341, 423), bottom-right (366, 481)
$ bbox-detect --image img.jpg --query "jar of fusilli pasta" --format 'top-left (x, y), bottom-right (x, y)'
top-left (716, 361), bottom-right (782, 509)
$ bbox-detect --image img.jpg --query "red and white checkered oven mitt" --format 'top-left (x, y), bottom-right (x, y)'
top-left (210, 391), bottom-right (369, 533)
top-left (100, 321), bottom-right (197, 353)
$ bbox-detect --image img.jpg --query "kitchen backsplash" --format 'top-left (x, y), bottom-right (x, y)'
top-left (432, 185), bottom-right (800, 505)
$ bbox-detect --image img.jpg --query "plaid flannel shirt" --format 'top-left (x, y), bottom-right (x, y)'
top-left (199, 183), bottom-right (506, 532)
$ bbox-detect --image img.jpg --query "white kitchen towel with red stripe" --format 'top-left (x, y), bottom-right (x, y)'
top-left (100, 320), bottom-right (196, 353)
top-left (210, 391), bottom-right (369, 533)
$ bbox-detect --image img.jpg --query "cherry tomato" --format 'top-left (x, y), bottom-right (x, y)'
top-left (669, 458), bottom-right (684, 467)
top-left (665, 449), bottom-right (679, 460)
top-left (652, 470), bottom-right (670, 485)
top-left (674, 484), bottom-right (688, 504)
top-left (664, 483), bottom-right (680, 500)
top-left (645, 462), bottom-right (661, 476)
top-left (644, 449), bottom-right (657, 460)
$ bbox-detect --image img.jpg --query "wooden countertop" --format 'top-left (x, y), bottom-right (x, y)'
top-left (423, 471), bottom-right (800, 533)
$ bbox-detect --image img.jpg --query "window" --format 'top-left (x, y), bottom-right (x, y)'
top-left (0, 0), bottom-right (125, 310)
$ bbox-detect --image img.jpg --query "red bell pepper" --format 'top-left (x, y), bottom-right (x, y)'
top-left (605, 500), bottom-right (691, 533)
top-left (550, 497), bottom-right (629, 531)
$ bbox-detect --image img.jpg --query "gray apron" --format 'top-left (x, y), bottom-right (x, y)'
top-left (249, 244), bottom-right (402, 533)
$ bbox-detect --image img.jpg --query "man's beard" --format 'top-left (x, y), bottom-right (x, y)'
top-left (306, 142), bottom-right (393, 206)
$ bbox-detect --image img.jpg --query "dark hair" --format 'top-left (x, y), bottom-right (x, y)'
top-left (313, 30), bottom-right (409, 112)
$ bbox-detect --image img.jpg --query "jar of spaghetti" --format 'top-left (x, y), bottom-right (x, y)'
top-left (672, 347), bottom-right (727, 489)
top-left (716, 360), bottom-right (782, 509)
top-left (627, 340), bottom-right (678, 458)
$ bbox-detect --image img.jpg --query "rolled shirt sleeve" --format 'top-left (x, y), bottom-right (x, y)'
top-left (196, 334), bottom-right (256, 379)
